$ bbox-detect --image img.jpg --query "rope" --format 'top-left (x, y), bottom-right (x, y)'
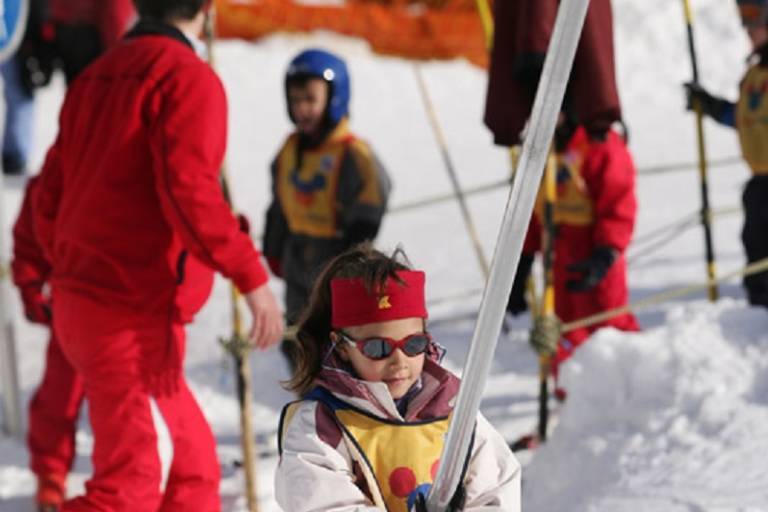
top-left (636, 155), bottom-right (742, 176)
top-left (628, 205), bottom-right (741, 264)
top-left (385, 157), bottom-right (742, 217)
top-left (562, 256), bottom-right (768, 333)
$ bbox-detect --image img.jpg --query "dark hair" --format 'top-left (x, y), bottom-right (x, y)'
top-left (132, 0), bottom-right (207, 21)
top-left (285, 243), bottom-right (412, 395)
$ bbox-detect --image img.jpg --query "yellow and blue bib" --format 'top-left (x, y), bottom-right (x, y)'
top-left (276, 134), bottom-right (348, 238)
top-left (534, 139), bottom-right (595, 227)
top-left (738, 65), bottom-right (768, 175)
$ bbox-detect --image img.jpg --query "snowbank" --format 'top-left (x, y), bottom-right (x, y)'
top-left (524, 301), bottom-right (768, 511)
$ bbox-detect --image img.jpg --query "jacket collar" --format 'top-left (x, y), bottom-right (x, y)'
top-left (296, 117), bottom-right (352, 151)
top-left (125, 19), bottom-right (194, 49)
top-left (313, 354), bottom-right (459, 422)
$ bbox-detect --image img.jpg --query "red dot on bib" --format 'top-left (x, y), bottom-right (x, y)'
top-left (431, 459), bottom-right (440, 480)
top-left (389, 467), bottom-right (417, 498)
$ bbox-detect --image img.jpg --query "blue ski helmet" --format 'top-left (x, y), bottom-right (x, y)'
top-left (285, 49), bottom-right (350, 125)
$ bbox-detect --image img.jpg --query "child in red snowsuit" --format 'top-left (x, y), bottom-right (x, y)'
top-left (508, 122), bottom-right (640, 373)
top-left (12, 177), bottom-right (85, 510)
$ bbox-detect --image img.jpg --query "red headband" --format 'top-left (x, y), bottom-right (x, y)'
top-left (331, 270), bottom-right (428, 328)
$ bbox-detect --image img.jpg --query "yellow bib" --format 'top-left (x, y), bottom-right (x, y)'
top-left (276, 134), bottom-right (349, 238)
top-left (738, 66), bottom-right (768, 175)
top-left (336, 408), bottom-right (450, 512)
top-left (534, 145), bottom-right (595, 227)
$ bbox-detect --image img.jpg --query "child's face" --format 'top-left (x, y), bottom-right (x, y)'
top-left (335, 317), bottom-right (426, 400)
top-left (288, 78), bottom-right (329, 137)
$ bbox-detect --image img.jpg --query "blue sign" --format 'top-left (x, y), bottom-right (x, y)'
top-left (0, 0), bottom-right (29, 64)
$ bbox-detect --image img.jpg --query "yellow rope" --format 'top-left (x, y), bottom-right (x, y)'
top-left (562, 257), bottom-right (768, 333)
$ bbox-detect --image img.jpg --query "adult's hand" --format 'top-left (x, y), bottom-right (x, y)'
top-left (243, 284), bottom-right (284, 350)
top-left (21, 287), bottom-right (52, 325)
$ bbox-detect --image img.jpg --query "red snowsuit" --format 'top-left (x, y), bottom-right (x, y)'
top-left (32, 22), bottom-right (269, 511)
top-left (524, 127), bottom-right (640, 370)
top-left (12, 177), bottom-right (85, 507)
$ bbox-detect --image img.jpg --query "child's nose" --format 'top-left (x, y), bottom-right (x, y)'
top-left (388, 348), bottom-right (409, 363)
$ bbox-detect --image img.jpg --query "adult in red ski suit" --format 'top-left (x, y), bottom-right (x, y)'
top-left (31, 1), bottom-right (284, 509)
top-left (508, 124), bottom-right (640, 374)
top-left (12, 177), bottom-right (85, 510)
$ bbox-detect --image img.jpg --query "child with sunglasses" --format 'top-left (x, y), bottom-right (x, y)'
top-left (275, 244), bottom-right (521, 511)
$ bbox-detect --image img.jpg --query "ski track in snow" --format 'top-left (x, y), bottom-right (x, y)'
top-left (3, 1), bottom-right (768, 510)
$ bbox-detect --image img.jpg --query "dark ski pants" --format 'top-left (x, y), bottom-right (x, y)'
top-left (742, 175), bottom-right (768, 308)
top-left (53, 290), bottom-right (220, 511)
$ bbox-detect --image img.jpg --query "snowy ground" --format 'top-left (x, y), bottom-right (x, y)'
top-left (3, 0), bottom-right (768, 510)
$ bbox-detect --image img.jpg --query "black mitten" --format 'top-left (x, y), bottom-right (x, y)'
top-left (683, 82), bottom-right (733, 122)
top-left (565, 246), bottom-right (617, 292)
top-left (507, 253), bottom-right (534, 315)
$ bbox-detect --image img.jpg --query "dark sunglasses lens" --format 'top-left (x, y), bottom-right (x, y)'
top-left (361, 339), bottom-right (392, 360)
top-left (403, 335), bottom-right (429, 355)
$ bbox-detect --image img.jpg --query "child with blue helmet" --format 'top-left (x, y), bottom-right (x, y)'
top-left (263, 48), bottom-right (392, 367)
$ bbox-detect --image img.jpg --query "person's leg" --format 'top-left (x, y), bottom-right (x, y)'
top-left (742, 177), bottom-right (768, 307)
top-left (281, 280), bottom-right (308, 374)
top-left (27, 332), bottom-right (85, 508)
top-left (54, 292), bottom-right (166, 511)
top-left (1, 55), bottom-right (34, 174)
top-left (154, 326), bottom-right (219, 511)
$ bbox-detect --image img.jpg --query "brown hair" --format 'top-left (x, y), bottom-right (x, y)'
top-left (133, 0), bottom-right (207, 21)
top-left (285, 243), bottom-right (412, 395)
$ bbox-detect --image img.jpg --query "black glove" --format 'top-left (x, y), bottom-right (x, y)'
top-left (566, 246), bottom-right (617, 292)
top-left (410, 485), bottom-right (465, 512)
top-left (507, 253), bottom-right (534, 316)
top-left (683, 82), bottom-right (732, 121)
top-left (410, 494), bottom-right (428, 512)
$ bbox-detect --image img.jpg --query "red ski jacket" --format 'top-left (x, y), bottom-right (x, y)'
top-left (50, 0), bottom-right (136, 47)
top-left (33, 23), bottom-right (269, 322)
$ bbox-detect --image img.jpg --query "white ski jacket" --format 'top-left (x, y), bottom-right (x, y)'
top-left (274, 359), bottom-right (521, 511)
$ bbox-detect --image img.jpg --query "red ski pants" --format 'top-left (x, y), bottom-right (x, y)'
top-left (52, 290), bottom-right (220, 511)
top-left (28, 331), bottom-right (85, 485)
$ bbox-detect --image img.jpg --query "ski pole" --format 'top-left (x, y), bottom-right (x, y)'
top-left (473, 0), bottom-right (494, 50)
top-left (682, 0), bottom-right (718, 301)
top-left (426, 0), bottom-right (591, 509)
top-left (413, 65), bottom-right (490, 281)
top-left (413, 64), bottom-right (512, 334)
top-left (204, 9), bottom-right (260, 512)
top-left (537, 152), bottom-right (557, 442)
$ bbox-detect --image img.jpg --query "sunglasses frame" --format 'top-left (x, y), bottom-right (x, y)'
top-left (337, 331), bottom-right (432, 360)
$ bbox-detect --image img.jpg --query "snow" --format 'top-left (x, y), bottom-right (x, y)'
top-left (2, 0), bottom-right (768, 510)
